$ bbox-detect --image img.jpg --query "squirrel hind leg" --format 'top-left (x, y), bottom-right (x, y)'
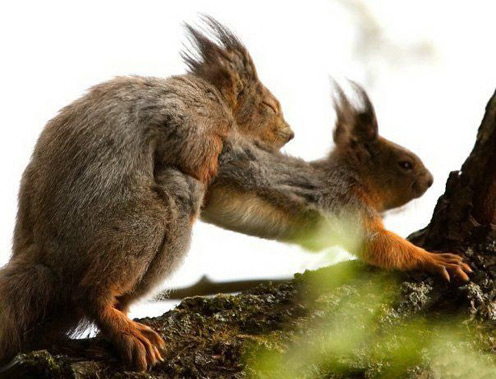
top-left (83, 293), bottom-right (165, 371)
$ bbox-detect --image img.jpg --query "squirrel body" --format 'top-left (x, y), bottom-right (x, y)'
top-left (202, 83), bottom-right (472, 281)
top-left (0, 18), bottom-right (292, 371)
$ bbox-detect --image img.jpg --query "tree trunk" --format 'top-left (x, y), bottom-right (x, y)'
top-left (2, 91), bottom-right (496, 379)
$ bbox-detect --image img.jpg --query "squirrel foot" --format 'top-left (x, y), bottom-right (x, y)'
top-left (105, 310), bottom-right (166, 371)
top-left (132, 321), bottom-right (166, 355)
top-left (421, 252), bottom-right (472, 282)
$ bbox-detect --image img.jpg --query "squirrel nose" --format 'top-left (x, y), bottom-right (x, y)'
top-left (426, 173), bottom-right (434, 188)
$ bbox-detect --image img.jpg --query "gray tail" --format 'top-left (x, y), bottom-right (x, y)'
top-left (0, 260), bottom-right (57, 364)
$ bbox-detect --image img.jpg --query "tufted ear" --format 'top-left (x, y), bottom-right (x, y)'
top-left (332, 80), bottom-right (378, 147)
top-left (182, 16), bottom-right (259, 108)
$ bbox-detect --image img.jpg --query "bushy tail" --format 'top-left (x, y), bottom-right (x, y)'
top-left (0, 260), bottom-right (58, 364)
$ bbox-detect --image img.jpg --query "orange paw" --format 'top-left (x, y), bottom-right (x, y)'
top-left (114, 322), bottom-right (166, 371)
top-left (422, 252), bottom-right (473, 282)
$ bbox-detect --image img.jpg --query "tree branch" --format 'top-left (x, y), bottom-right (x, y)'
top-left (155, 276), bottom-right (291, 300)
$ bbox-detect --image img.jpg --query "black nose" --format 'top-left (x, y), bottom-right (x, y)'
top-left (286, 131), bottom-right (295, 142)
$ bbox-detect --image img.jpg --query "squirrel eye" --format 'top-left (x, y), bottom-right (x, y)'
top-left (398, 160), bottom-right (413, 170)
top-left (262, 101), bottom-right (277, 114)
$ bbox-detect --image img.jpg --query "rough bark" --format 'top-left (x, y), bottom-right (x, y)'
top-left (2, 91), bottom-right (496, 379)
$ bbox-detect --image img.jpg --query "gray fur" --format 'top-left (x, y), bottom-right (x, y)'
top-left (0, 73), bottom-right (231, 366)
top-left (202, 132), bottom-right (367, 248)
top-left (0, 18), bottom-right (293, 371)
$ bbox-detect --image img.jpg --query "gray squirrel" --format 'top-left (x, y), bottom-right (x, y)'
top-left (202, 82), bottom-right (472, 281)
top-left (0, 18), bottom-right (292, 371)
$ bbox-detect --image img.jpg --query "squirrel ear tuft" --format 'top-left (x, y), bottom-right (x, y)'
top-left (182, 16), bottom-right (259, 107)
top-left (331, 80), bottom-right (354, 146)
top-left (350, 81), bottom-right (378, 141)
top-left (331, 80), bottom-right (378, 146)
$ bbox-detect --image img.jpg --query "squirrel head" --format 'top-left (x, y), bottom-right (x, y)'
top-left (330, 81), bottom-right (433, 212)
top-left (183, 16), bottom-right (293, 150)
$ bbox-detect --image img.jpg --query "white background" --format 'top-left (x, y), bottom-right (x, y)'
top-left (1, 1), bottom-right (495, 317)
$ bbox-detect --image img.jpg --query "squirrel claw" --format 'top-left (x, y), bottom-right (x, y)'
top-left (439, 266), bottom-right (450, 282)
top-left (424, 252), bottom-right (472, 282)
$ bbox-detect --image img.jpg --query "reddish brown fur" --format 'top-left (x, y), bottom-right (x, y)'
top-left (362, 216), bottom-right (470, 281)
top-left (183, 16), bottom-right (293, 150)
top-left (183, 131), bottom-right (226, 184)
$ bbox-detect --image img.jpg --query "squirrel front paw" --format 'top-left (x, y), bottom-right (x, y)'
top-left (422, 252), bottom-right (473, 282)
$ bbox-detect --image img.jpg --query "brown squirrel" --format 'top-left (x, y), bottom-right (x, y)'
top-left (0, 18), bottom-right (292, 371)
top-left (202, 82), bottom-right (472, 282)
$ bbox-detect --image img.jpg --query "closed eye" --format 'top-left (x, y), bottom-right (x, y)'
top-left (262, 101), bottom-right (277, 114)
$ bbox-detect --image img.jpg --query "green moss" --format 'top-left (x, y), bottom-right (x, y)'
top-left (3, 263), bottom-right (496, 378)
